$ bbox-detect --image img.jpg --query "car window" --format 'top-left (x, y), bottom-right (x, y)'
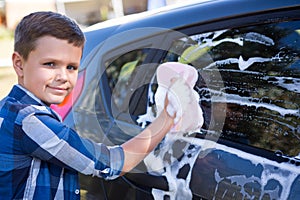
top-left (104, 49), bottom-right (157, 125)
top-left (163, 20), bottom-right (300, 157)
top-left (106, 49), bottom-right (147, 110)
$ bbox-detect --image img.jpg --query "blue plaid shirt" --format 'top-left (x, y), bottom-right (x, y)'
top-left (0, 85), bottom-right (124, 200)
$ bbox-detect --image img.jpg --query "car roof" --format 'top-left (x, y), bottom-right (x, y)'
top-left (84, 0), bottom-right (215, 32)
top-left (82, 0), bottom-right (300, 58)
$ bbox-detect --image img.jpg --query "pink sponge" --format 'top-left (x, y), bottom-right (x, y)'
top-left (156, 62), bottom-right (198, 89)
top-left (155, 62), bottom-right (203, 133)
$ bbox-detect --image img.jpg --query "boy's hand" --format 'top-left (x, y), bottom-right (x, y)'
top-left (155, 62), bottom-right (204, 134)
top-left (165, 77), bottom-right (203, 133)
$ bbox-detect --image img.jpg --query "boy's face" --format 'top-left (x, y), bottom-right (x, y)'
top-left (13, 36), bottom-right (82, 105)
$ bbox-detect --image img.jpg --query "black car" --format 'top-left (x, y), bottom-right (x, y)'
top-left (51, 0), bottom-right (300, 199)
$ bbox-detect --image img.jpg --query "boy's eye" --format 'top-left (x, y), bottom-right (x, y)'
top-left (67, 65), bottom-right (78, 70)
top-left (44, 62), bottom-right (55, 67)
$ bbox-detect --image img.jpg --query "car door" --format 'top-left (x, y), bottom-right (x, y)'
top-left (74, 7), bottom-right (300, 200)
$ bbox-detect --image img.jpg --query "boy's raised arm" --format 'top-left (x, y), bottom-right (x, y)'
top-left (121, 106), bottom-right (174, 173)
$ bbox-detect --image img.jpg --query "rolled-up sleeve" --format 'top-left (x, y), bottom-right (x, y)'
top-left (100, 145), bottom-right (124, 180)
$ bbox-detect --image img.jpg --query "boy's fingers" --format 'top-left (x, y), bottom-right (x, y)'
top-left (164, 93), bottom-right (176, 119)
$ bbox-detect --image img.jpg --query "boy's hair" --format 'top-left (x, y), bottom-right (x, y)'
top-left (14, 11), bottom-right (86, 60)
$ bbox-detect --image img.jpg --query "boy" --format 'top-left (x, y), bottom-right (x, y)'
top-left (0, 11), bottom-right (195, 199)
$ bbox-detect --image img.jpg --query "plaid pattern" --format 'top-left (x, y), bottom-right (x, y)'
top-left (0, 85), bottom-right (124, 200)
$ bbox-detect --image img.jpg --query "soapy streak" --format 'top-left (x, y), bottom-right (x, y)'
top-left (204, 56), bottom-right (272, 71)
top-left (198, 86), bottom-right (299, 117)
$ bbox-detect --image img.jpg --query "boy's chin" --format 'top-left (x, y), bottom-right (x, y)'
top-left (45, 97), bottom-right (66, 106)
top-left (50, 101), bottom-right (63, 105)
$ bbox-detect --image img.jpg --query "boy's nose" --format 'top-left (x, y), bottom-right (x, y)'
top-left (55, 68), bottom-right (68, 81)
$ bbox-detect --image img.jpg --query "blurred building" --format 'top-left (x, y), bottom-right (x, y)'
top-left (3, 0), bottom-right (147, 29)
top-left (56, 0), bottom-right (113, 26)
top-left (2, 0), bottom-right (182, 30)
top-left (4, 0), bottom-right (107, 29)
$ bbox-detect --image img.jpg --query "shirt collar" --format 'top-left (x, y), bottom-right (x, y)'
top-left (12, 84), bottom-right (47, 106)
top-left (12, 85), bottom-right (62, 121)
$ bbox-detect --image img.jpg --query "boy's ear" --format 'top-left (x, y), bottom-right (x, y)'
top-left (12, 52), bottom-right (24, 77)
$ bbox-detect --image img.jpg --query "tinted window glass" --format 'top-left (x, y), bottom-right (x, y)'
top-left (164, 21), bottom-right (300, 157)
top-left (105, 49), bottom-right (148, 112)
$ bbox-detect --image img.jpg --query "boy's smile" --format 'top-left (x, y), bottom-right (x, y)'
top-left (12, 36), bottom-right (82, 105)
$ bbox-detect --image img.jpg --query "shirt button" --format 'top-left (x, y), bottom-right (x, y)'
top-left (75, 189), bottom-right (80, 195)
